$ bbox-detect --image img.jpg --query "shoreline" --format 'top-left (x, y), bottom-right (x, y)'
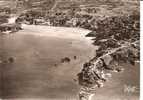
top-left (19, 24), bottom-right (95, 48)
top-left (20, 24), bottom-right (92, 39)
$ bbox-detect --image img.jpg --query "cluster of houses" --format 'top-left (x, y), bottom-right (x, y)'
top-left (15, 7), bottom-right (101, 30)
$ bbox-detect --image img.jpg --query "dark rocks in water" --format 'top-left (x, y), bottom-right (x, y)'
top-left (74, 56), bottom-right (77, 60)
top-left (54, 64), bottom-right (58, 67)
top-left (61, 57), bottom-right (71, 63)
top-left (0, 57), bottom-right (15, 64)
top-left (8, 57), bottom-right (15, 63)
top-left (115, 67), bottom-right (124, 73)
